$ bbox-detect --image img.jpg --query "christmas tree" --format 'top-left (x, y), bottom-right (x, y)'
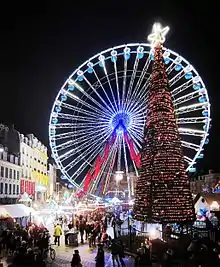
top-left (134, 23), bottom-right (195, 223)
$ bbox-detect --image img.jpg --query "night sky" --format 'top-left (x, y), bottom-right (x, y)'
top-left (1, 2), bottom-right (219, 172)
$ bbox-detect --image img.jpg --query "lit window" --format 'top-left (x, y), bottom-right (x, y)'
top-left (9, 169), bottom-right (12, 179)
top-left (0, 166), bottom-right (4, 177)
top-left (5, 168), bottom-right (8, 178)
top-left (0, 183), bottom-right (3, 194)
top-left (5, 184), bottom-right (8, 194)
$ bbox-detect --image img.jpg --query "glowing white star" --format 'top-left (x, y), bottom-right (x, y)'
top-left (147, 22), bottom-right (170, 47)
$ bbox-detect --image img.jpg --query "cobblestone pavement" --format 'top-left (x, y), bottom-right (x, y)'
top-left (49, 244), bottom-right (134, 267)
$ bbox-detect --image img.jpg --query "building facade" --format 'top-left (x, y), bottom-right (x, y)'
top-left (48, 162), bottom-right (57, 197)
top-left (0, 123), bottom-right (49, 202)
top-left (190, 170), bottom-right (220, 194)
top-left (20, 134), bottom-right (49, 202)
top-left (0, 147), bottom-right (21, 204)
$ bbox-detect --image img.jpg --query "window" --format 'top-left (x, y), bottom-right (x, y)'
top-left (9, 184), bottom-right (12, 194)
top-left (14, 170), bottom-right (16, 180)
top-left (16, 185), bottom-right (19, 195)
top-left (9, 169), bottom-right (12, 179)
top-left (13, 184), bottom-right (15, 194)
top-left (5, 184), bottom-right (8, 194)
top-left (17, 171), bottom-right (20, 180)
top-left (5, 168), bottom-right (8, 178)
top-left (0, 166), bottom-right (4, 177)
top-left (0, 183), bottom-right (3, 194)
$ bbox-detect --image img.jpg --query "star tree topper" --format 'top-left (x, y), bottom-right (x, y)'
top-left (148, 22), bottom-right (170, 47)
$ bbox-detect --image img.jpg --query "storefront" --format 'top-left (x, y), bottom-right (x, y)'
top-left (31, 171), bottom-right (49, 202)
top-left (20, 179), bottom-right (35, 196)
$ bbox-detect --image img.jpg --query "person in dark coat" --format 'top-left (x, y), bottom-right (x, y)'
top-left (71, 250), bottom-right (82, 267)
top-left (95, 243), bottom-right (105, 267)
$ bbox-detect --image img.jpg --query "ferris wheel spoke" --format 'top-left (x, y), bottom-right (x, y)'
top-left (93, 70), bottom-right (117, 113)
top-left (90, 143), bottom-right (116, 195)
top-left (55, 129), bottom-right (108, 154)
top-left (184, 156), bottom-right (194, 165)
top-left (113, 61), bottom-right (121, 108)
top-left (103, 139), bottom-right (118, 194)
top-left (51, 123), bottom-right (73, 129)
top-left (102, 61), bottom-right (119, 112)
top-left (165, 58), bottom-right (176, 75)
top-left (132, 51), bottom-right (151, 91)
top-left (83, 76), bottom-right (115, 116)
top-left (67, 122), bottom-right (110, 130)
top-left (68, 80), bottom-right (113, 118)
top-left (128, 100), bottom-right (146, 119)
top-left (127, 54), bottom-right (151, 110)
top-left (129, 106), bottom-right (146, 121)
top-left (54, 126), bottom-right (110, 140)
top-left (56, 129), bottom-right (111, 153)
top-left (63, 90), bottom-right (112, 119)
top-left (181, 141), bottom-right (201, 151)
top-left (55, 112), bottom-right (110, 124)
top-left (90, 137), bottom-right (117, 194)
top-left (64, 136), bottom-right (108, 173)
top-left (121, 60), bottom-right (128, 110)
top-left (128, 129), bottom-right (143, 149)
top-left (174, 89), bottom-right (206, 106)
top-left (177, 117), bottom-right (210, 124)
top-left (101, 140), bottom-right (118, 195)
top-left (124, 56), bottom-right (139, 112)
top-left (179, 127), bottom-right (206, 137)
top-left (72, 145), bottom-right (105, 186)
top-left (176, 102), bottom-right (209, 115)
top-left (127, 76), bottom-right (149, 110)
top-left (53, 131), bottom-right (76, 140)
top-left (59, 130), bottom-right (111, 162)
top-left (169, 69), bottom-right (185, 87)
top-left (122, 134), bottom-right (131, 198)
top-left (171, 79), bottom-right (192, 96)
top-left (130, 123), bottom-right (145, 135)
top-left (126, 80), bottom-right (148, 114)
top-left (57, 101), bottom-right (107, 121)
top-left (117, 135), bottom-right (122, 171)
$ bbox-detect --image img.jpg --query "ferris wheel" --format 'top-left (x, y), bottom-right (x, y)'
top-left (49, 42), bottom-right (211, 198)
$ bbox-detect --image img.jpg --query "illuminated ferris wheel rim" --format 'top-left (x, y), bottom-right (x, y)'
top-left (49, 42), bottom-right (211, 193)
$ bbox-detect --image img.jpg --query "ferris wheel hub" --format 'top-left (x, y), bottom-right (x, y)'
top-left (110, 112), bottom-right (132, 134)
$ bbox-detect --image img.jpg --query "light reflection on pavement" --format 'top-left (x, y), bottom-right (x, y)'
top-left (50, 244), bottom-right (134, 267)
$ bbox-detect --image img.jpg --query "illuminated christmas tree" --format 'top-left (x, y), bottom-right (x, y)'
top-left (134, 23), bottom-right (195, 223)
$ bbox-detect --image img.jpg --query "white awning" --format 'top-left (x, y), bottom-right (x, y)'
top-left (0, 204), bottom-right (37, 218)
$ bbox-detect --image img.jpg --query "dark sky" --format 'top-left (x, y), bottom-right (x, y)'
top-left (1, 2), bottom-right (219, 172)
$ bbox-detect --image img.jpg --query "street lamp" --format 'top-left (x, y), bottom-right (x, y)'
top-left (115, 171), bottom-right (123, 197)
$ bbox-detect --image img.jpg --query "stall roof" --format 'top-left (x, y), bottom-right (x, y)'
top-left (0, 204), bottom-right (37, 218)
top-left (194, 193), bottom-right (220, 205)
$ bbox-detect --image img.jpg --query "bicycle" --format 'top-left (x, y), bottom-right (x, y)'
top-left (43, 244), bottom-right (56, 264)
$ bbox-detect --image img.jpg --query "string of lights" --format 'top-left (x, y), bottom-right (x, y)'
top-left (134, 42), bottom-right (195, 223)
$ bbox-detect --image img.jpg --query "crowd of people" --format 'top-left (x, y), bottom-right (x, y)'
top-left (0, 206), bottom-right (219, 266)
top-left (0, 222), bottom-right (50, 266)
top-left (66, 209), bottom-right (126, 267)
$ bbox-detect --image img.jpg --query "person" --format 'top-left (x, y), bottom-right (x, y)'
top-left (136, 243), bottom-right (152, 266)
top-left (54, 223), bottom-right (62, 246)
top-left (117, 240), bottom-right (126, 267)
top-left (71, 250), bottom-right (82, 267)
top-left (110, 239), bottom-right (120, 267)
top-left (95, 243), bottom-right (105, 267)
top-left (79, 220), bottom-right (85, 244)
